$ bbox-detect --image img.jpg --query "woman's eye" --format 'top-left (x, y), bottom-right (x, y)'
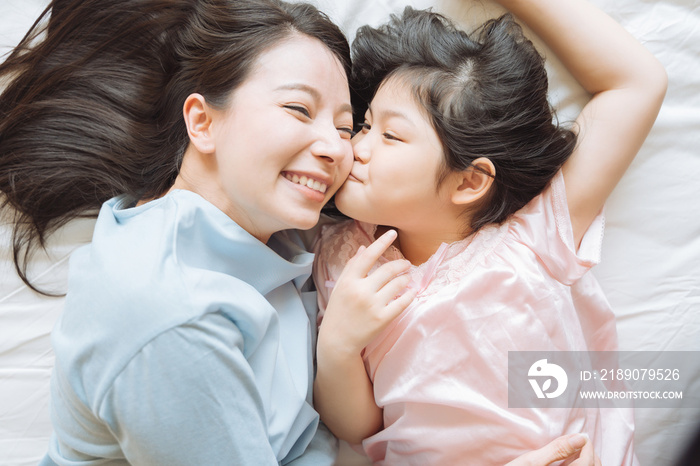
top-left (338, 127), bottom-right (356, 140)
top-left (284, 105), bottom-right (311, 118)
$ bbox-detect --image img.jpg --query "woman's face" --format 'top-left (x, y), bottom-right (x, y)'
top-left (335, 77), bottom-right (450, 232)
top-left (199, 35), bottom-right (353, 242)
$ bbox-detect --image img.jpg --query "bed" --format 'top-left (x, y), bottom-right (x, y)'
top-left (1, 1), bottom-right (698, 465)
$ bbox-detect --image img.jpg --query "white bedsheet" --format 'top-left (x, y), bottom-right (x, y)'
top-left (1, 1), bottom-right (698, 465)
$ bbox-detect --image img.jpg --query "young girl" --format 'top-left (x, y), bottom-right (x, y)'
top-left (313, 0), bottom-right (666, 464)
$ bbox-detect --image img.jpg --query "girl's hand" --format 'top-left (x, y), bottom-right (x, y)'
top-left (319, 229), bottom-right (417, 357)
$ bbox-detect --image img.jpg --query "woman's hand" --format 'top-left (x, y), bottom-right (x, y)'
top-left (319, 229), bottom-right (416, 357)
top-left (505, 434), bottom-right (601, 466)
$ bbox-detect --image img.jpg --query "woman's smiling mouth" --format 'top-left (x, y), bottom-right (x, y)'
top-left (283, 172), bottom-right (328, 194)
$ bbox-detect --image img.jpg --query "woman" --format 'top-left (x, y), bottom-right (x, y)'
top-left (2, 0), bottom-right (352, 463)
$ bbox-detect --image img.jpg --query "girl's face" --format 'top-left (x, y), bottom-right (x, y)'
top-left (335, 77), bottom-right (452, 232)
top-left (198, 35), bottom-right (354, 242)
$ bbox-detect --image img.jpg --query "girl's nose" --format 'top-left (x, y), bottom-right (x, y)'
top-left (351, 132), bottom-right (370, 163)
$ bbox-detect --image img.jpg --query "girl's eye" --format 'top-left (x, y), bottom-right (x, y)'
top-left (383, 132), bottom-right (402, 142)
top-left (356, 122), bottom-right (371, 134)
top-left (284, 105), bottom-right (311, 118)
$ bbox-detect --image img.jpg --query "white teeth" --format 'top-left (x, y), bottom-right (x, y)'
top-left (284, 173), bottom-right (328, 194)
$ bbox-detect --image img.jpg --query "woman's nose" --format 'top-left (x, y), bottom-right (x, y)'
top-left (311, 124), bottom-right (352, 164)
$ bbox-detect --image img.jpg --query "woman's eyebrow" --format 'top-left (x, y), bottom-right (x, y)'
top-left (276, 83), bottom-right (320, 99)
top-left (276, 83), bottom-right (352, 115)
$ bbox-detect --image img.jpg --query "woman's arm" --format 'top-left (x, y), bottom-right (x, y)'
top-left (314, 230), bottom-right (415, 444)
top-left (103, 313), bottom-right (281, 464)
top-left (496, 0), bottom-right (667, 247)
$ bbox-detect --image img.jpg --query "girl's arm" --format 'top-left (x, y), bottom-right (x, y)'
top-left (496, 0), bottom-right (667, 247)
top-left (314, 230), bottom-right (415, 444)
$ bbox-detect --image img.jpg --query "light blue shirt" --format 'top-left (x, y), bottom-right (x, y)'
top-left (42, 190), bottom-right (336, 465)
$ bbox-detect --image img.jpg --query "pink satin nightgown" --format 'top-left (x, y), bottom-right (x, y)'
top-left (313, 171), bottom-right (637, 465)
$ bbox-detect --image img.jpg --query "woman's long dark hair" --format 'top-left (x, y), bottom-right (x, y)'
top-left (350, 8), bottom-right (577, 235)
top-left (0, 0), bottom-right (350, 294)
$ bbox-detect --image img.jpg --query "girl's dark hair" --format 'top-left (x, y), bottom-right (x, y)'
top-left (350, 7), bottom-right (577, 234)
top-left (0, 0), bottom-right (350, 293)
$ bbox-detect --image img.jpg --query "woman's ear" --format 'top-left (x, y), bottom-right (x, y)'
top-left (183, 93), bottom-right (216, 154)
top-left (451, 157), bottom-right (496, 205)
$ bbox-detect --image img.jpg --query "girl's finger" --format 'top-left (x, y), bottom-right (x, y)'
top-left (363, 259), bottom-right (412, 292)
top-left (348, 230), bottom-right (398, 276)
top-left (381, 283), bottom-right (418, 321)
top-left (374, 272), bottom-right (414, 307)
top-left (346, 245), bottom-right (366, 264)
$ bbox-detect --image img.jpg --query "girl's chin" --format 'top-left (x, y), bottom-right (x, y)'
top-left (333, 189), bottom-right (354, 213)
top-left (333, 197), bottom-right (352, 218)
top-left (335, 202), bottom-right (370, 223)
top-left (335, 189), bottom-right (379, 222)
